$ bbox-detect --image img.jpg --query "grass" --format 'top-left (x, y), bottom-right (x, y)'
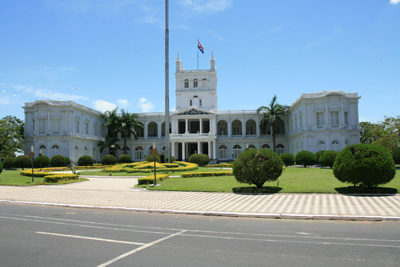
top-left (139, 167), bottom-right (400, 194)
top-left (0, 170), bottom-right (88, 186)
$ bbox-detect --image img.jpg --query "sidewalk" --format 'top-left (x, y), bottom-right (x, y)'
top-left (1, 176), bottom-right (400, 221)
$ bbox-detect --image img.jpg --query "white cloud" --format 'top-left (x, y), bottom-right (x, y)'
top-left (179, 0), bottom-right (232, 14)
top-left (8, 83), bottom-right (88, 101)
top-left (138, 98), bottom-right (154, 113)
top-left (44, 0), bottom-right (136, 13)
top-left (390, 0), bottom-right (400, 5)
top-left (1, 89), bottom-right (5, 93)
top-left (209, 30), bottom-right (229, 42)
top-left (118, 99), bottom-right (129, 107)
top-left (93, 100), bottom-right (117, 113)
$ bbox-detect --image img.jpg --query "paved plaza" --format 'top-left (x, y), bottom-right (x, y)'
top-left (1, 176), bottom-right (400, 221)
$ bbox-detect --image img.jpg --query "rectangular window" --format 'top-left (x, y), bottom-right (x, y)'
top-left (344, 112), bottom-right (348, 125)
top-left (51, 119), bottom-right (60, 134)
top-left (76, 121), bottom-right (80, 133)
top-left (316, 112), bottom-right (324, 128)
top-left (86, 123), bottom-right (89, 134)
top-left (331, 111), bottom-right (339, 127)
top-left (33, 120), bottom-right (35, 131)
top-left (39, 119), bottom-right (45, 134)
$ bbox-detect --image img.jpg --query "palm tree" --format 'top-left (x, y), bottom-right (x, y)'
top-left (120, 109), bottom-right (143, 155)
top-left (101, 108), bottom-right (120, 138)
top-left (98, 134), bottom-right (121, 157)
top-left (257, 95), bottom-right (289, 152)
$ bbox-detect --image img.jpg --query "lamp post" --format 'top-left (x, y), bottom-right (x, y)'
top-left (39, 148), bottom-right (42, 171)
top-left (30, 145), bottom-right (35, 182)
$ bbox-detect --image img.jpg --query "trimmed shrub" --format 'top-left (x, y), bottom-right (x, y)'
top-left (50, 155), bottom-right (67, 167)
top-left (138, 174), bottom-right (169, 185)
top-left (182, 171), bottom-right (233, 178)
top-left (34, 155), bottom-right (50, 168)
top-left (14, 155), bottom-right (32, 169)
top-left (315, 151), bottom-right (323, 163)
top-left (145, 154), bottom-right (161, 163)
top-left (188, 154), bottom-right (210, 167)
top-left (333, 144), bottom-right (396, 187)
top-left (233, 148), bottom-right (282, 189)
top-left (101, 154), bottom-right (117, 165)
top-left (118, 154), bottom-right (132, 163)
top-left (280, 153), bottom-right (295, 167)
top-left (3, 157), bottom-right (15, 169)
top-left (319, 150), bottom-right (338, 168)
top-left (78, 155), bottom-right (94, 166)
top-left (44, 174), bottom-right (79, 183)
top-left (295, 150), bottom-right (316, 167)
top-left (64, 157), bottom-right (71, 165)
top-left (392, 147), bottom-right (400, 164)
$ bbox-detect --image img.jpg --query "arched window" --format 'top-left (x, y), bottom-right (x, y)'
top-left (318, 141), bottom-right (325, 151)
top-left (217, 120), bottom-right (228, 136)
top-left (332, 140), bottom-right (340, 152)
top-left (218, 145), bottom-right (228, 159)
top-left (40, 145), bottom-right (46, 149)
top-left (135, 146), bottom-right (144, 160)
top-left (276, 144), bottom-right (285, 155)
top-left (202, 78), bottom-right (207, 87)
top-left (248, 144), bottom-right (256, 149)
top-left (52, 145), bottom-right (60, 149)
top-left (232, 120), bottom-right (242, 136)
top-left (147, 122), bottom-right (158, 138)
top-left (232, 144), bottom-right (242, 159)
top-left (193, 79), bottom-right (198, 88)
top-left (262, 144), bottom-right (270, 149)
top-left (135, 122), bottom-right (144, 138)
top-left (184, 79), bottom-right (189, 88)
top-left (246, 119), bottom-right (256, 135)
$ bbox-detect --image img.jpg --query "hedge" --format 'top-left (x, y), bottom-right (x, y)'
top-left (137, 174), bottom-right (169, 185)
top-left (44, 174), bottom-right (79, 183)
top-left (181, 171), bottom-right (233, 178)
top-left (204, 163), bottom-right (233, 168)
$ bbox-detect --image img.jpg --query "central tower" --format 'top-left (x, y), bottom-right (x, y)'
top-left (175, 53), bottom-right (218, 112)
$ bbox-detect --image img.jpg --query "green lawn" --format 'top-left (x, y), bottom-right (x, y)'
top-left (141, 167), bottom-right (400, 194)
top-left (0, 170), bottom-right (88, 186)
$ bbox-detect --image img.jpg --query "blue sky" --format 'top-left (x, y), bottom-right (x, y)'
top-left (0, 0), bottom-right (399, 123)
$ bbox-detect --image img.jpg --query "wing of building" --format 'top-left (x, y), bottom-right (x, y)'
top-left (23, 53), bottom-right (360, 162)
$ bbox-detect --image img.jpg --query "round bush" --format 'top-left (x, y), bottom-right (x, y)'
top-left (3, 157), bottom-right (15, 169)
top-left (50, 155), bottom-right (67, 167)
top-left (392, 147), bottom-right (400, 164)
top-left (280, 153), bottom-right (294, 167)
top-left (34, 155), bottom-right (50, 168)
top-left (78, 155), bottom-right (94, 166)
top-left (118, 154), bottom-right (132, 163)
top-left (64, 157), bottom-right (71, 165)
top-left (319, 150), bottom-right (338, 168)
top-left (101, 154), bottom-right (117, 165)
top-left (145, 154), bottom-right (160, 163)
top-left (315, 151), bottom-right (323, 163)
top-left (189, 154), bottom-right (210, 167)
top-left (233, 148), bottom-right (283, 189)
top-left (333, 144), bottom-right (396, 187)
top-left (14, 155), bottom-right (32, 169)
top-left (295, 150), bottom-right (316, 167)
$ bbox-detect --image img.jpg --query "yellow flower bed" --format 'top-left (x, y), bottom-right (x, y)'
top-left (20, 169), bottom-right (80, 183)
top-left (181, 171), bottom-right (233, 178)
top-left (101, 161), bottom-right (198, 173)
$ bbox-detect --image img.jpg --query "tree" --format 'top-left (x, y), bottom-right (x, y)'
top-left (360, 117), bottom-right (400, 152)
top-left (101, 108), bottom-right (120, 138)
top-left (98, 134), bottom-right (121, 157)
top-left (295, 150), bottom-right (316, 167)
top-left (359, 121), bottom-right (383, 144)
top-left (257, 95), bottom-right (289, 152)
top-left (120, 109), bottom-right (143, 155)
top-left (0, 116), bottom-right (24, 158)
top-left (233, 148), bottom-right (282, 189)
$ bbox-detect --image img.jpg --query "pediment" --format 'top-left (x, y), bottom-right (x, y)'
top-left (176, 108), bottom-right (212, 115)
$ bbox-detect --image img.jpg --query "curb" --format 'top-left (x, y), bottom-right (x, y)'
top-left (1, 199), bottom-right (400, 222)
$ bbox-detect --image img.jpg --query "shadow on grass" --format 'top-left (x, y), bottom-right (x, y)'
top-left (232, 186), bottom-right (282, 194)
top-left (335, 186), bottom-right (397, 195)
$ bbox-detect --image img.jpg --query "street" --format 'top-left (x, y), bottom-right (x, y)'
top-left (0, 203), bottom-right (399, 267)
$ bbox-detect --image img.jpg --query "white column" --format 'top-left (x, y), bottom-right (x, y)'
top-left (200, 118), bottom-right (203, 134)
top-left (213, 141), bottom-right (216, 160)
top-left (144, 122), bottom-right (148, 140)
top-left (157, 121), bottom-right (162, 139)
top-left (208, 141), bottom-right (211, 158)
top-left (228, 119), bottom-right (232, 137)
top-left (185, 118), bottom-right (188, 133)
top-left (256, 118), bottom-right (260, 138)
top-left (171, 142), bottom-right (175, 157)
top-left (198, 141), bottom-right (201, 154)
top-left (242, 119), bottom-right (246, 137)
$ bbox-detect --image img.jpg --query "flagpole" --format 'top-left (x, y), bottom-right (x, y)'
top-left (197, 38), bottom-right (199, 70)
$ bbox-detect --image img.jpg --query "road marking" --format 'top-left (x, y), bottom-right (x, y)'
top-left (36, 231), bottom-right (146, 246)
top-left (97, 230), bottom-right (187, 267)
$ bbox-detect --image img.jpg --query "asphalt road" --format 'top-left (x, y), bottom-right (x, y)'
top-left (0, 203), bottom-right (399, 267)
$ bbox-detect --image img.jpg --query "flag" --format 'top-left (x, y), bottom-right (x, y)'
top-left (198, 40), bottom-right (204, 54)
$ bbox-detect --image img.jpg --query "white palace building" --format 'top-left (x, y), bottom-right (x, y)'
top-left (23, 54), bottom-right (361, 162)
